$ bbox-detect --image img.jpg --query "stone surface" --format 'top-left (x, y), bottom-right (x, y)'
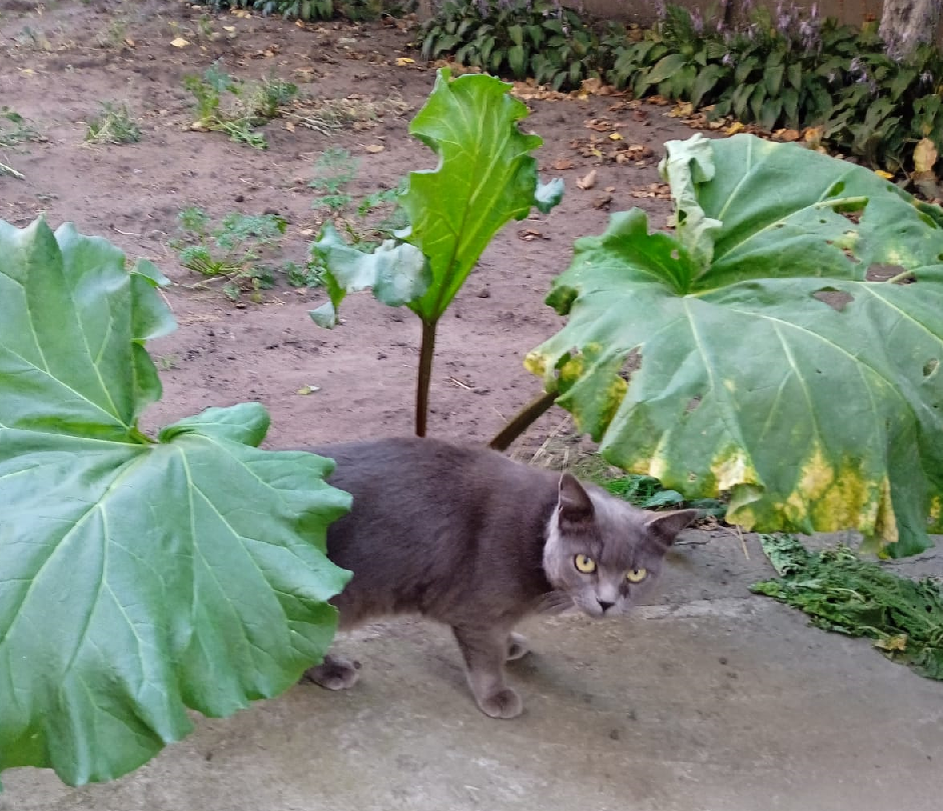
top-left (2, 532), bottom-right (941, 811)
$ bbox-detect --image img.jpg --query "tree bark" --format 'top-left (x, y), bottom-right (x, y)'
top-left (879, 0), bottom-right (943, 59)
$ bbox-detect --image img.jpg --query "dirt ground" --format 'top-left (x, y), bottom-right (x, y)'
top-left (0, 0), bottom-right (692, 453)
top-left (3, 3), bottom-right (942, 809)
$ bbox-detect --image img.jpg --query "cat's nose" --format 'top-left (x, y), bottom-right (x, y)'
top-left (597, 599), bottom-right (615, 612)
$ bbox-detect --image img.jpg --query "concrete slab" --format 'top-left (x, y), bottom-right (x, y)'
top-left (2, 533), bottom-right (941, 811)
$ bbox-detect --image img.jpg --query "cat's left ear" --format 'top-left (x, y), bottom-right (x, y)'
top-left (557, 473), bottom-right (594, 527)
top-left (643, 510), bottom-right (697, 547)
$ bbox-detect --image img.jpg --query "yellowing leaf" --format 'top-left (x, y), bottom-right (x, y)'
top-left (875, 169), bottom-right (894, 180)
top-left (170, 37), bottom-right (190, 48)
top-left (396, 57), bottom-right (415, 66)
top-left (726, 121), bottom-right (745, 135)
top-left (914, 137), bottom-right (938, 175)
top-left (608, 132), bottom-right (624, 141)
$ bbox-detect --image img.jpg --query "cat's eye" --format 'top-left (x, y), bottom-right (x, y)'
top-left (626, 568), bottom-right (648, 583)
top-left (574, 554), bottom-right (597, 574)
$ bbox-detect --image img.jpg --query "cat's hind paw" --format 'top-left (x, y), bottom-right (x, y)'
top-left (304, 654), bottom-right (361, 691)
top-left (505, 632), bottom-right (530, 661)
top-left (477, 687), bottom-right (523, 719)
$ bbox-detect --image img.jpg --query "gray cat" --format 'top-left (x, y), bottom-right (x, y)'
top-left (304, 437), bottom-right (695, 719)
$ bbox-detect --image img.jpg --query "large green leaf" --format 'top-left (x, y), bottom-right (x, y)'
top-left (527, 134), bottom-right (943, 557)
top-left (310, 68), bottom-right (563, 328)
top-left (0, 218), bottom-right (351, 786)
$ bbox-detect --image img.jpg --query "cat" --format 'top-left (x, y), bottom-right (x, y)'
top-left (303, 436), bottom-right (696, 719)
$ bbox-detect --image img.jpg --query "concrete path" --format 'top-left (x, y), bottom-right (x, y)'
top-left (2, 532), bottom-right (941, 811)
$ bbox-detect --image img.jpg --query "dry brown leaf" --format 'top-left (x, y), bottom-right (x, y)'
top-left (585, 118), bottom-right (613, 132)
top-left (170, 37), bottom-right (190, 48)
top-left (592, 193), bottom-right (613, 209)
top-left (914, 137), bottom-right (938, 174)
top-left (774, 128), bottom-right (801, 142)
top-left (517, 228), bottom-right (548, 241)
top-left (364, 144), bottom-right (385, 153)
top-left (668, 101), bottom-right (694, 118)
top-left (395, 57), bottom-right (415, 66)
top-left (803, 126), bottom-right (824, 145)
top-left (576, 169), bottom-right (597, 190)
top-left (284, 121), bottom-right (295, 132)
top-left (550, 157), bottom-right (574, 170)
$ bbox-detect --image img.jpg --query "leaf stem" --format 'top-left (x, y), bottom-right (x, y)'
top-left (415, 318), bottom-right (438, 437)
top-left (489, 389), bottom-right (559, 451)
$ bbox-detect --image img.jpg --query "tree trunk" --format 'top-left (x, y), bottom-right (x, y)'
top-left (879, 0), bottom-right (943, 59)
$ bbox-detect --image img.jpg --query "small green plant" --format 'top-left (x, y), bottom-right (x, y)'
top-left (0, 107), bottom-right (41, 148)
top-left (84, 101), bottom-right (141, 145)
top-left (310, 150), bottom-right (410, 247)
top-left (310, 147), bottom-right (359, 212)
top-left (183, 62), bottom-right (298, 150)
top-left (283, 259), bottom-right (325, 288)
top-left (420, 0), bottom-right (611, 91)
top-left (171, 207), bottom-right (288, 300)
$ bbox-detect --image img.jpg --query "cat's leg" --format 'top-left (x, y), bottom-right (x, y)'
top-left (452, 626), bottom-right (523, 719)
top-left (304, 653), bottom-right (361, 691)
top-left (505, 631), bottom-right (530, 661)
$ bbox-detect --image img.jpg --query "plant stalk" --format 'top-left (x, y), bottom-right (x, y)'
top-left (415, 318), bottom-right (438, 437)
top-left (489, 389), bottom-right (558, 452)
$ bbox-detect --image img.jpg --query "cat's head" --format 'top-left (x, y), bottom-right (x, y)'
top-left (542, 473), bottom-right (695, 618)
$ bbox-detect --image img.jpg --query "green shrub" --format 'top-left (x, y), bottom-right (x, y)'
top-left (420, 0), bottom-right (614, 92)
top-left (193, 0), bottom-right (385, 22)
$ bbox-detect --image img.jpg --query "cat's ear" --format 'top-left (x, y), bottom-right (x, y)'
top-left (557, 473), bottom-right (594, 527)
top-left (643, 509), bottom-right (697, 547)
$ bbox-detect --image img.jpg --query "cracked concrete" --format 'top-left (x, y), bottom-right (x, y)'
top-left (2, 532), bottom-right (941, 811)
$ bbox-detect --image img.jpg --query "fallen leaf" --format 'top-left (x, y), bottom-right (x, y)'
top-left (170, 37), bottom-right (190, 48)
top-left (585, 118), bottom-right (613, 132)
top-left (222, 25), bottom-right (236, 32)
top-left (874, 169), bottom-right (894, 180)
top-left (551, 157), bottom-right (574, 170)
top-left (364, 144), bottom-right (385, 153)
top-left (285, 121), bottom-right (295, 132)
top-left (124, 37), bottom-right (135, 47)
top-left (576, 169), bottom-right (597, 190)
top-left (608, 132), bottom-right (624, 141)
top-left (669, 101), bottom-right (694, 118)
top-left (726, 121), bottom-right (745, 135)
top-left (803, 126), bottom-right (824, 145)
top-left (517, 228), bottom-right (548, 241)
top-left (395, 57), bottom-right (415, 66)
top-left (775, 128), bottom-right (801, 142)
top-left (592, 193), bottom-right (613, 209)
top-left (581, 77), bottom-right (603, 95)
top-left (914, 137), bottom-right (938, 174)
top-left (874, 634), bottom-right (908, 652)
top-left (297, 385), bottom-right (321, 395)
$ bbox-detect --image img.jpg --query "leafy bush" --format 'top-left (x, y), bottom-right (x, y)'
top-left (0, 217), bottom-right (351, 786)
top-left (420, 0), bottom-right (613, 91)
top-left (608, 4), bottom-right (943, 176)
top-left (194, 0), bottom-right (385, 22)
top-left (84, 101), bottom-right (141, 145)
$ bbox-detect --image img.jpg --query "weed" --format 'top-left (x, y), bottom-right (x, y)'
top-left (310, 150), bottom-right (409, 246)
top-left (84, 102), bottom-right (141, 145)
top-left (183, 62), bottom-right (298, 150)
top-left (170, 207), bottom-right (312, 301)
top-left (156, 354), bottom-right (179, 371)
top-left (96, 19), bottom-right (129, 49)
top-left (0, 107), bottom-right (41, 148)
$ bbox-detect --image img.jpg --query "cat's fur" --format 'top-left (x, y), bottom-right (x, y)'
top-left (304, 437), bottom-right (695, 719)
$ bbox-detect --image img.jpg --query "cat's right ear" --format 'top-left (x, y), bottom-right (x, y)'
top-left (557, 473), bottom-right (594, 528)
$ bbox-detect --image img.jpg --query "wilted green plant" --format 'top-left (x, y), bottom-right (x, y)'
top-left (84, 101), bottom-right (141, 145)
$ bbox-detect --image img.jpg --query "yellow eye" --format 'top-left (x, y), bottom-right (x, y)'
top-left (574, 554), bottom-right (597, 574)
top-left (626, 568), bottom-right (648, 583)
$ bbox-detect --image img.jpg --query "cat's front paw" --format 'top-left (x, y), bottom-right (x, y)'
top-left (477, 687), bottom-right (523, 719)
top-left (304, 654), bottom-right (361, 691)
top-left (505, 632), bottom-right (530, 661)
